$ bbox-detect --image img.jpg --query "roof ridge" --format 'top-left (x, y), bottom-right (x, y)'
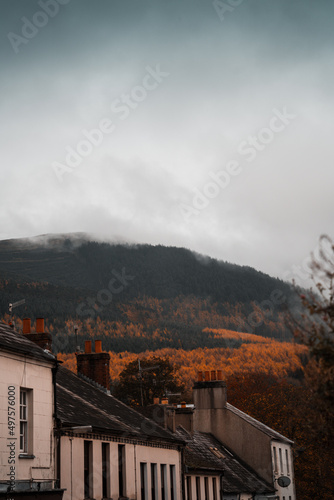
top-left (57, 383), bottom-right (134, 432)
top-left (225, 402), bottom-right (293, 444)
top-left (57, 366), bottom-right (180, 442)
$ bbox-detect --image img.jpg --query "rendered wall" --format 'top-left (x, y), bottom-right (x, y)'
top-left (60, 435), bottom-right (182, 500)
top-left (193, 383), bottom-right (273, 484)
top-left (271, 441), bottom-right (296, 500)
top-left (0, 351), bottom-right (55, 487)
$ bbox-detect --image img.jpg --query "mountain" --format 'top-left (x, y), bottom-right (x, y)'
top-left (0, 233), bottom-right (298, 352)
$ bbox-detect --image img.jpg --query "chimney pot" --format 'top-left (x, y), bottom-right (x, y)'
top-left (95, 340), bottom-right (102, 353)
top-left (211, 370), bottom-right (217, 381)
top-left (36, 318), bottom-right (44, 333)
top-left (85, 340), bottom-right (92, 354)
top-left (198, 371), bottom-right (203, 382)
top-left (217, 370), bottom-right (223, 381)
top-left (23, 318), bottom-right (31, 334)
top-left (204, 371), bottom-right (210, 382)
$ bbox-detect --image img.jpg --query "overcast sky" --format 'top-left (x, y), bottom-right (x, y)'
top-left (1, 0), bottom-right (333, 283)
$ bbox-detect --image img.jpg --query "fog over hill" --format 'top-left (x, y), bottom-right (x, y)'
top-left (0, 233), bottom-right (300, 351)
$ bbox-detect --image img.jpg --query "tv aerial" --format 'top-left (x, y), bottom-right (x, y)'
top-left (138, 359), bottom-right (160, 406)
top-left (8, 299), bottom-right (26, 329)
top-left (9, 298), bottom-right (26, 314)
top-left (165, 390), bottom-right (181, 397)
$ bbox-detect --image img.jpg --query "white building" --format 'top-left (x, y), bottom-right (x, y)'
top-left (56, 340), bottom-right (184, 500)
top-left (0, 320), bottom-right (64, 499)
top-left (0, 320), bottom-right (296, 500)
top-left (175, 370), bottom-right (296, 500)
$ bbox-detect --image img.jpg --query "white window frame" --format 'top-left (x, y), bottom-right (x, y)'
top-left (285, 449), bottom-right (290, 475)
top-left (20, 389), bottom-right (28, 454)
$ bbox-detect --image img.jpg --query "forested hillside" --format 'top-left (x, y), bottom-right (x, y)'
top-left (58, 334), bottom-right (308, 394)
top-left (0, 234), bottom-right (298, 349)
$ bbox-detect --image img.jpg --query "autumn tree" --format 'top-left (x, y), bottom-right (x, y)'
top-left (290, 235), bottom-right (334, 497)
top-left (294, 235), bottom-right (334, 405)
top-left (113, 356), bottom-right (184, 406)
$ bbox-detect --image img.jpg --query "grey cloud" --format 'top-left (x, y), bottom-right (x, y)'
top-left (0, 0), bottom-right (333, 281)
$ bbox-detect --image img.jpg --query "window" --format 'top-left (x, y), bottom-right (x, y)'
top-left (140, 463), bottom-right (148, 500)
top-left (118, 445), bottom-right (126, 497)
top-left (186, 476), bottom-right (192, 500)
top-left (286, 449), bottom-right (290, 474)
top-left (196, 477), bottom-right (201, 500)
top-left (212, 477), bottom-right (217, 500)
top-left (84, 441), bottom-right (93, 499)
top-left (279, 448), bottom-right (283, 474)
top-left (170, 465), bottom-right (176, 500)
top-left (273, 446), bottom-right (278, 473)
top-left (19, 389), bottom-right (32, 455)
top-left (20, 390), bottom-right (28, 453)
top-left (204, 477), bottom-right (209, 500)
top-left (151, 463), bottom-right (158, 500)
top-left (161, 464), bottom-right (167, 500)
top-left (102, 443), bottom-right (110, 499)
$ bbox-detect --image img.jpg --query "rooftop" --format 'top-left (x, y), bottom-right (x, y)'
top-left (226, 402), bottom-right (293, 444)
top-left (0, 322), bottom-right (56, 364)
top-left (175, 427), bottom-right (274, 494)
top-left (56, 366), bottom-right (184, 445)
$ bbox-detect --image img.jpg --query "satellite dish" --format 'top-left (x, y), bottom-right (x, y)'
top-left (277, 476), bottom-right (291, 488)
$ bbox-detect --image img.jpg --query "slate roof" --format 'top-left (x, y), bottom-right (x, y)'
top-left (0, 322), bottom-right (56, 364)
top-left (56, 366), bottom-right (184, 445)
top-left (226, 403), bottom-right (293, 444)
top-left (175, 427), bottom-right (274, 495)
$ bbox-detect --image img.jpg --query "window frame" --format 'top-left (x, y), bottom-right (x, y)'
top-left (285, 449), bottom-right (290, 475)
top-left (161, 464), bottom-right (167, 500)
top-left (102, 442), bottom-right (110, 499)
top-left (273, 446), bottom-right (278, 474)
top-left (118, 444), bottom-right (126, 497)
top-left (19, 388), bottom-right (33, 456)
top-left (186, 476), bottom-right (192, 500)
top-left (151, 463), bottom-right (158, 500)
top-left (196, 476), bottom-right (201, 500)
top-left (84, 440), bottom-right (93, 499)
top-left (20, 389), bottom-right (28, 454)
top-left (140, 462), bottom-right (148, 500)
top-left (212, 477), bottom-right (217, 500)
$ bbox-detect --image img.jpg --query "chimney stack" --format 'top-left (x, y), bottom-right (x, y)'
top-left (174, 402), bottom-right (194, 435)
top-left (36, 318), bottom-right (45, 334)
top-left (22, 317), bottom-right (52, 351)
top-left (23, 318), bottom-right (31, 334)
top-left (76, 340), bottom-right (110, 391)
top-left (193, 368), bottom-right (227, 434)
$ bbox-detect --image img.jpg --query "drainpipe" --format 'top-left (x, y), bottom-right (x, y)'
top-left (52, 361), bottom-right (60, 488)
top-left (180, 446), bottom-right (186, 500)
top-left (69, 438), bottom-right (73, 500)
top-left (134, 444), bottom-right (137, 499)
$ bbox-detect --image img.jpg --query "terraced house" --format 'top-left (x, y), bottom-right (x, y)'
top-left (0, 320), bottom-right (64, 499)
top-left (0, 320), bottom-right (296, 500)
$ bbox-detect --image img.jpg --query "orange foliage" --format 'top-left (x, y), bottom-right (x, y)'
top-left (58, 338), bottom-right (307, 394)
